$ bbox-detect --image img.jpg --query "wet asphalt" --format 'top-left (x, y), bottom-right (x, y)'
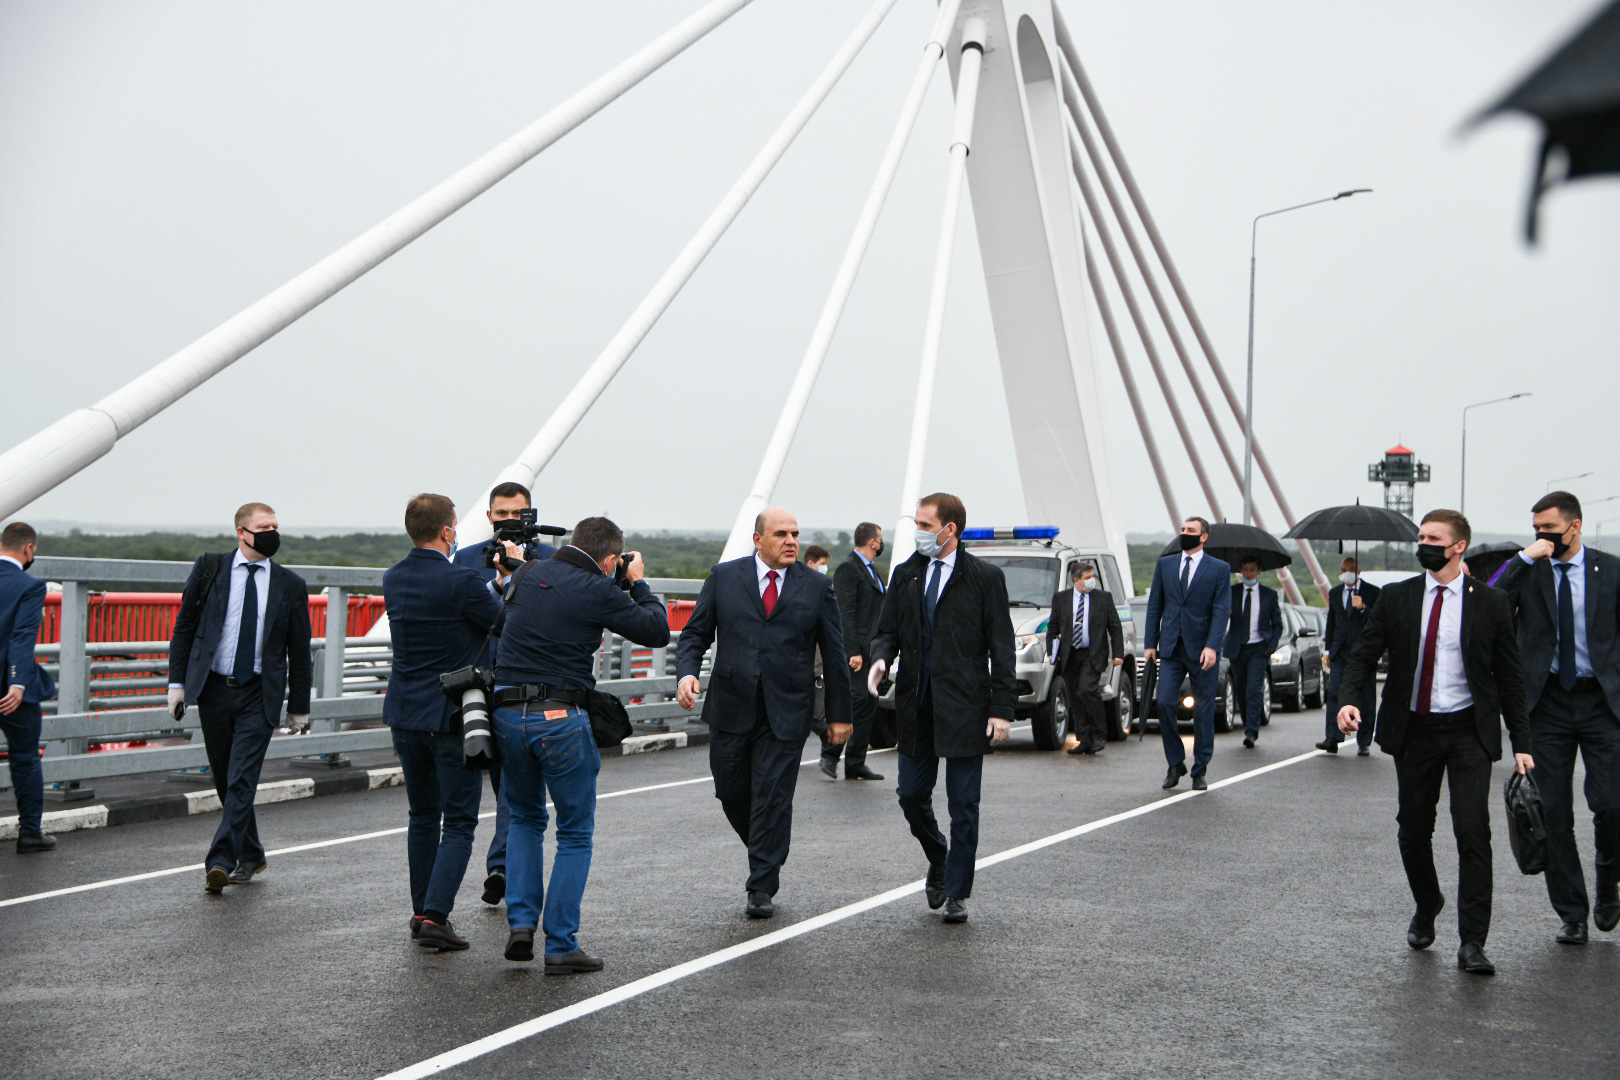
top-left (1, 708), bottom-right (1614, 1080)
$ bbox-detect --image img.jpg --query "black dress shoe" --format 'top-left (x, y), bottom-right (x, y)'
top-left (1557, 920), bottom-right (1589, 945)
top-left (925, 861), bottom-right (947, 910)
top-left (1242, 736), bottom-right (1255, 748)
top-left (1457, 942), bottom-right (1495, 975)
top-left (1088, 741), bottom-right (1106, 754)
top-left (818, 758), bottom-right (837, 781)
top-left (746, 890), bottom-right (774, 919)
top-left (846, 764), bottom-right (885, 781)
top-left (1408, 903), bottom-right (1441, 949)
top-left (1162, 764), bottom-right (1187, 790)
top-left (505, 928), bottom-right (536, 962)
top-left (417, 919), bottom-right (469, 952)
top-left (1066, 744), bottom-right (1087, 756)
top-left (1357, 745), bottom-right (1370, 757)
top-left (942, 897), bottom-right (968, 923)
top-left (204, 867), bottom-right (230, 894)
top-left (1191, 774), bottom-right (1207, 791)
top-left (15, 832), bottom-right (56, 853)
top-left (228, 861), bottom-right (267, 884)
top-left (545, 948), bottom-right (604, 976)
top-left (1594, 886), bottom-right (1619, 933)
top-left (410, 915), bottom-right (425, 939)
top-left (1315, 739), bottom-right (1339, 754)
top-left (482, 871), bottom-right (506, 906)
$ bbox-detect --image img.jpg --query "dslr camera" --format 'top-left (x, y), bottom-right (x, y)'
top-left (440, 664), bottom-right (497, 770)
top-left (483, 507), bottom-right (567, 572)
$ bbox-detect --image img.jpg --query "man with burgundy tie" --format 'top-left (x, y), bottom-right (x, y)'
top-left (676, 507), bottom-right (851, 919)
top-left (1337, 509), bottom-right (1532, 976)
top-left (1495, 491), bottom-right (1620, 944)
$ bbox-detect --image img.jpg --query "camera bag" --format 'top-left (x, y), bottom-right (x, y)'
top-left (586, 690), bottom-right (633, 749)
top-left (1504, 770), bottom-right (1549, 876)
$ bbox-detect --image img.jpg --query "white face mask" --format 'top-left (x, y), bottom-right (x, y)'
top-left (1339, 571), bottom-right (1358, 586)
top-left (1079, 576), bottom-right (1100, 593)
top-left (814, 563), bottom-right (828, 575)
top-left (915, 529), bottom-right (943, 558)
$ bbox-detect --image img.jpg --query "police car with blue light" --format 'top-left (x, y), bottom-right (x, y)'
top-left (875, 526), bottom-right (1139, 750)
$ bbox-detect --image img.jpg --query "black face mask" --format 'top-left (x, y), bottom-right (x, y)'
top-left (21, 555), bottom-right (34, 572)
top-left (246, 528), bottom-right (281, 558)
top-left (875, 540), bottom-right (885, 559)
top-left (1178, 533), bottom-right (1202, 552)
top-left (1415, 543), bottom-right (1452, 572)
top-left (1535, 529), bottom-right (1571, 559)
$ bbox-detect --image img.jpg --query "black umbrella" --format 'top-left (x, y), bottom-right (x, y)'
top-left (1159, 522), bottom-right (1293, 572)
top-left (1283, 504), bottom-right (1420, 543)
top-left (1470, 0), bottom-right (1620, 241)
top-left (1464, 542), bottom-right (1522, 581)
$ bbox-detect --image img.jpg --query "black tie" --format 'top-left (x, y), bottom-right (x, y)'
top-left (233, 563), bottom-right (261, 682)
top-left (1242, 586), bottom-right (1253, 639)
top-left (1557, 563), bottom-right (1577, 691)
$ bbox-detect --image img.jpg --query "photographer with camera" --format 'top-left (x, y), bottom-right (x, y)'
top-left (382, 493), bottom-right (516, 952)
top-left (490, 516), bottom-right (668, 973)
top-left (452, 481), bottom-right (563, 907)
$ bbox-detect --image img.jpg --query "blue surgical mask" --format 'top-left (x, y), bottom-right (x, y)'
top-left (447, 533), bottom-right (458, 559)
top-left (915, 529), bottom-right (943, 558)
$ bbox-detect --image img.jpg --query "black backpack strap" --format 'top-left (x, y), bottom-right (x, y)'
top-left (197, 552), bottom-right (224, 604)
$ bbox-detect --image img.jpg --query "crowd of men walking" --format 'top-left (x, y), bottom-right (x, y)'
top-left (1, 487), bottom-right (1614, 980)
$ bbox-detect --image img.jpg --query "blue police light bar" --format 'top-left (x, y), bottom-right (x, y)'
top-left (960, 526), bottom-right (1060, 541)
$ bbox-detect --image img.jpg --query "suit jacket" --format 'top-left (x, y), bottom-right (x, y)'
top-left (1340, 574), bottom-right (1529, 761)
top-left (1324, 580), bottom-right (1382, 658)
top-left (1045, 587), bottom-right (1124, 671)
top-left (833, 551), bottom-right (885, 661)
top-left (1496, 547), bottom-right (1620, 716)
top-left (676, 557), bottom-right (851, 741)
top-left (870, 549), bottom-right (1017, 758)
top-left (0, 560), bottom-right (55, 704)
top-left (1144, 551), bottom-right (1232, 658)
top-left (1223, 581), bottom-right (1283, 659)
top-left (383, 547), bottom-right (502, 733)
top-left (169, 553), bottom-right (313, 726)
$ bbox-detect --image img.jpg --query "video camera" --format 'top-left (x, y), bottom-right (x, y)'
top-left (483, 507), bottom-right (567, 572)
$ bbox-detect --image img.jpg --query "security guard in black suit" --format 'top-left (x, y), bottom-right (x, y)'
top-left (826, 522), bottom-right (887, 781)
top-left (1322, 556), bottom-right (1381, 754)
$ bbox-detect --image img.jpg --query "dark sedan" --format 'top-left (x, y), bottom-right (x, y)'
top-left (1269, 603), bottom-right (1325, 711)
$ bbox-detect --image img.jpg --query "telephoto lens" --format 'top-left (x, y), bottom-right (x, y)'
top-left (460, 688), bottom-right (497, 770)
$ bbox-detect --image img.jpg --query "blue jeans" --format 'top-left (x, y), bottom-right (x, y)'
top-left (392, 727), bottom-right (483, 917)
top-left (494, 706), bottom-right (599, 957)
top-left (1, 701), bottom-right (44, 837)
top-left (1158, 646), bottom-right (1217, 777)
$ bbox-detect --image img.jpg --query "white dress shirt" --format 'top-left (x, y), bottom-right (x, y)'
top-left (0, 554), bottom-right (23, 572)
top-left (1241, 581), bottom-right (1263, 643)
top-left (211, 550), bottom-right (272, 677)
top-left (923, 547), bottom-right (959, 599)
top-left (1519, 546), bottom-right (1593, 678)
top-left (1411, 572), bottom-right (1472, 713)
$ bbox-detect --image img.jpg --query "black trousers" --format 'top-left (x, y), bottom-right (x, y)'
top-left (197, 673), bottom-right (275, 873)
top-left (895, 691), bottom-right (982, 898)
top-left (1530, 678), bottom-right (1620, 924)
top-left (1394, 709), bottom-right (1493, 946)
top-left (821, 665), bottom-right (875, 771)
top-left (1063, 654), bottom-right (1106, 748)
top-left (709, 685), bottom-right (804, 896)
top-left (1325, 654), bottom-right (1377, 746)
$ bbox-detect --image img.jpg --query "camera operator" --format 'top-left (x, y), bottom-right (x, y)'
top-left (452, 480), bottom-right (557, 907)
top-left (491, 516), bottom-right (668, 973)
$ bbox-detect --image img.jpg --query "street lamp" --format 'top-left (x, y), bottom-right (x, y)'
top-left (1597, 516), bottom-right (1620, 553)
top-left (1460, 393), bottom-right (1531, 515)
top-left (1547, 471), bottom-right (1594, 492)
top-left (1243, 188), bottom-right (1372, 526)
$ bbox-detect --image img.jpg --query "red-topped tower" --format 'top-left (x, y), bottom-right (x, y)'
top-left (1368, 444), bottom-right (1431, 520)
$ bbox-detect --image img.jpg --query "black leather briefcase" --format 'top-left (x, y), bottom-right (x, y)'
top-left (1504, 771), bottom-right (1549, 876)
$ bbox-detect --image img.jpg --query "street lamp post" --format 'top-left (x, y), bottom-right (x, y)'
top-left (1547, 471), bottom-right (1595, 492)
top-left (1243, 189), bottom-right (1372, 526)
top-left (1460, 393), bottom-right (1531, 515)
top-left (1597, 516), bottom-right (1620, 553)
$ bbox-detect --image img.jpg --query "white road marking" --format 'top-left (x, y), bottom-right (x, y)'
top-left (376, 748), bottom-right (1330, 1080)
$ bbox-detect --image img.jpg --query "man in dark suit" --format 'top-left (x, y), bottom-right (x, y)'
top-left (1, 522), bottom-right (58, 853)
top-left (1144, 517), bottom-right (1232, 790)
top-left (384, 493), bottom-right (507, 952)
top-left (452, 480), bottom-right (557, 907)
top-left (168, 503), bottom-right (313, 894)
top-left (677, 507), bottom-right (851, 919)
top-left (868, 493), bottom-right (1016, 924)
top-left (1338, 509), bottom-right (1532, 976)
top-left (827, 521), bottom-right (887, 781)
top-left (1045, 563), bottom-right (1124, 756)
top-left (1496, 491), bottom-right (1620, 944)
top-left (1321, 555), bottom-right (1382, 755)
top-left (1225, 556), bottom-right (1283, 749)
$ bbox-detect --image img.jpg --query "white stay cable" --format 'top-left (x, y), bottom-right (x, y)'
top-left (717, 0), bottom-right (965, 563)
top-left (888, 17), bottom-right (987, 569)
top-left (468, 0), bottom-right (901, 541)
top-left (0, 0), bottom-right (759, 520)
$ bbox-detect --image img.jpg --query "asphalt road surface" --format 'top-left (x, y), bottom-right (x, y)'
top-left (2, 709), bottom-right (1614, 1080)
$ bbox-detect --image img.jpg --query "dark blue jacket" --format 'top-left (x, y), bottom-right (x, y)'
top-left (383, 547), bottom-right (502, 732)
top-left (453, 539), bottom-right (555, 665)
top-left (677, 556), bottom-right (852, 742)
top-left (1223, 580), bottom-right (1283, 659)
top-left (0, 560), bottom-right (55, 704)
top-left (494, 548), bottom-right (669, 693)
top-left (1324, 580), bottom-right (1381, 659)
top-left (1144, 551), bottom-right (1232, 657)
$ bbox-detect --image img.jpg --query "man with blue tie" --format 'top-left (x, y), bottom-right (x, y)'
top-left (1496, 491), bottom-right (1620, 944)
top-left (1, 522), bottom-right (59, 853)
top-left (168, 503), bottom-right (312, 894)
top-left (1225, 556), bottom-right (1282, 749)
top-left (1144, 517), bottom-right (1232, 790)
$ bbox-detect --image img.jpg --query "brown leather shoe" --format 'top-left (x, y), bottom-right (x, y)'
top-left (204, 867), bottom-right (230, 894)
top-left (416, 919), bottom-right (469, 952)
top-left (544, 948), bottom-right (604, 975)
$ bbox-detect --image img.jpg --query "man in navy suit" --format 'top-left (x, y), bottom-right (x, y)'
top-left (168, 503), bottom-right (312, 893)
top-left (1321, 556), bottom-right (1382, 755)
top-left (676, 507), bottom-right (852, 919)
top-left (384, 493), bottom-right (507, 952)
top-left (1144, 517), bottom-right (1232, 790)
top-left (1224, 555), bottom-right (1282, 748)
top-left (451, 480), bottom-right (557, 907)
top-left (1, 522), bottom-right (58, 853)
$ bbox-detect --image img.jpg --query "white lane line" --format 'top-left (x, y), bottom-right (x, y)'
top-left (376, 748), bottom-right (1330, 1080)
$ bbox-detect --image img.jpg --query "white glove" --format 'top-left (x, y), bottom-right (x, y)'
top-left (866, 659), bottom-right (888, 697)
top-left (167, 686), bottom-right (186, 721)
top-left (285, 714), bottom-right (310, 734)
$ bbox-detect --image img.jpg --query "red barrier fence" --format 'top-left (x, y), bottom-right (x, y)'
top-left (36, 592), bottom-right (389, 645)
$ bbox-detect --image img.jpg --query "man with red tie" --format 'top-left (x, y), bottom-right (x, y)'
top-left (676, 507), bottom-right (852, 919)
top-left (1336, 509), bottom-right (1532, 976)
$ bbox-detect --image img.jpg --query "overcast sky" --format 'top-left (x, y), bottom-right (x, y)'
top-left (2, 0), bottom-right (1615, 540)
